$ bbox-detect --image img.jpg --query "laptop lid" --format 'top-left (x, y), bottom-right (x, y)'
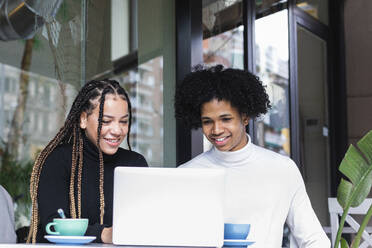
top-left (112, 167), bottom-right (225, 247)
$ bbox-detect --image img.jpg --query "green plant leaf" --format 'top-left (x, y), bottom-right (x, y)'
top-left (337, 178), bottom-right (352, 208)
top-left (339, 145), bottom-right (368, 186)
top-left (338, 143), bottom-right (372, 207)
top-left (357, 130), bottom-right (372, 164)
top-left (340, 238), bottom-right (349, 248)
top-left (334, 130), bottom-right (372, 248)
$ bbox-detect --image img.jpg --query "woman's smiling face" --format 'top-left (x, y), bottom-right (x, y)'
top-left (80, 94), bottom-right (129, 155)
top-left (201, 99), bottom-right (249, 152)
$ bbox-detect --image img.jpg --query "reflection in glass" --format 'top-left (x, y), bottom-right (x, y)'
top-left (202, 0), bottom-right (244, 151)
top-left (256, 0), bottom-right (287, 18)
top-left (86, 0), bottom-right (175, 167)
top-left (0, 0), bottom-right (175, 229)
top-left (0, 0), bottom-right (84, 160)
top-left (296, 0), bottom-right (328, 25)
top-left (255, 10), bottom-right (290, 156)
top-left (112, 57), bottom-right (164, 166)
top-left (203, 0), bottom-right (242, 39)
top-left (203, 26), bottom-right (244, 69)
top-left (0, 63), bottom-right (77, 160)
top-left (0, 62), bottom-right (77, 229)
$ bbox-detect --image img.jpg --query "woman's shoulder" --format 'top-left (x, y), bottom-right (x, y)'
top-left (46, 143), bottom-right (72, 159)
top-left (54, 143), bottom-right (73, 153)
top-left (115, 148), bottom-right (148, 167)
top-left (43, 144), bottom-right (72, 167)
top-left (39, 143), bottom-right (73, 177)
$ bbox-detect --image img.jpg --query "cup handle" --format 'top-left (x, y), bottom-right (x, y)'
top-left (46, 222), bottom-right (59, 235)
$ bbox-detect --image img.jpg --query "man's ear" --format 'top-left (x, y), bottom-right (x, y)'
top-left (242, 114), bottom-right (250, 126)
top-left (80, 112), bottom-right (87, 129)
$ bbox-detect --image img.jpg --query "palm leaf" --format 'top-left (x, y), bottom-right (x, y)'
top-left (340, 238), bottom-right (349, 248)
top-left (334, 130), bottom-right (372, 248)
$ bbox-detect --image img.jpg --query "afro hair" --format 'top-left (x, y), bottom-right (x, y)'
top-left (174, 64), bottom-right (271, 129)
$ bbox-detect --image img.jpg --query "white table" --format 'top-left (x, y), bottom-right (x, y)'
top-left (0, 245), bottom-right (112, 248)
top-left (0, 244), bottom-right (169, 248)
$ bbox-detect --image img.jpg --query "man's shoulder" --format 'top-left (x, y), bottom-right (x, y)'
top-left (178, 151), bottom-right (211, 168)
top-left (248, 144), bottom-right (304, 181)
top-left (251, 144), bottom-right (296, 167)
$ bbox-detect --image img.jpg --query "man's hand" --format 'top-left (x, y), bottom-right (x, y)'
top-left (101, 227), bottom-right (113, 243)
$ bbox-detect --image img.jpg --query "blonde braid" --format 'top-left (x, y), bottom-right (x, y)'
top-left (77, 132), bottom-right (84, 218)
top-left (69, 125), bottom-right (78, 219)
top-left (98, 149), bottom-right (105, 225)
top-left (96, 86), bottom-right (111, 225)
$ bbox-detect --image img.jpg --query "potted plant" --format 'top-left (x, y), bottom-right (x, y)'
top-left (334, 130), bottom-right (372, 248)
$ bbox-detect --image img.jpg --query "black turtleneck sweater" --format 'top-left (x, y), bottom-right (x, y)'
top-left (36, 136), bottom-right (148, 243)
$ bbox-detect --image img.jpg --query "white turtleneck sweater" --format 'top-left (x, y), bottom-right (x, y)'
top-left (180, 135), bottom-right (330, 248)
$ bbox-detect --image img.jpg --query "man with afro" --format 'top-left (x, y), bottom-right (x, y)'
top-left (175, 65), bottom-right (330, 247)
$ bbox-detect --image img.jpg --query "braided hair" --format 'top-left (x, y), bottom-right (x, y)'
top-left (27, 79), bottom-right (133, 243)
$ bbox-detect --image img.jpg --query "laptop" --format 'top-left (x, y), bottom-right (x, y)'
top-left (112, 167), bottom-right (225, 247)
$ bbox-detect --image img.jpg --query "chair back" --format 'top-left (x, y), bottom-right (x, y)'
top-left (328, 197), bottom-right (372, 248)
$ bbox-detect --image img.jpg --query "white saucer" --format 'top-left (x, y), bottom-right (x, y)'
top-left (223, 239), bottom-right (255, 247)
top-left (44, 235), bottom-right (96, 244)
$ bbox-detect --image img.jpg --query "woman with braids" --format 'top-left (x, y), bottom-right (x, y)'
top-left (175, 65), bottom-right (330, 247)
top-left (27, 79), bottom-right (148, 244)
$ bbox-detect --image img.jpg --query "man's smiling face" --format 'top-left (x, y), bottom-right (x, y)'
top-left (201, 99), bottom-right (249, 152)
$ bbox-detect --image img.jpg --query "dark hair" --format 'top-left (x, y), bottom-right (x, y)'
top-left (174, 64), bottom-right (271, 129)
top-left (27, 79), bottom-right (132, 243)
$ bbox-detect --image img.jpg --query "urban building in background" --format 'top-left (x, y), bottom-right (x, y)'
top-left (0, 63), bottom-right (76, 160)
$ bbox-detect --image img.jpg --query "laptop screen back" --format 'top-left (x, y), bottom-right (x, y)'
top-left (112, 167), bottom-right (225, 247)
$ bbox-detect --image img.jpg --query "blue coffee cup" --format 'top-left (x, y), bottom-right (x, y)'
top-left (224, 223), bottom-right (251, 240)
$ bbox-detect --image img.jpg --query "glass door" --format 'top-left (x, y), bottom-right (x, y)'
top-left (294, 20), bottom-right (331, 227)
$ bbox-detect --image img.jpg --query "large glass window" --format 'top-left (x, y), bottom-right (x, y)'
top-left (85, 0), bottom-right (175, 167)
top-left (0, 0), bottom-right (175, 229)
top-left (255, 9), bottom-right (291, 156)
top-left (0, 0), bottom-right (82, 228)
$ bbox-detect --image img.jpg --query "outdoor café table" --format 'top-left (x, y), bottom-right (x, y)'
top-left (0, 244), bottom-right (198, 248)
top-left (0, 244), bottom-right (114, 248)
top-left (0, 244), bottom-right (176, 248)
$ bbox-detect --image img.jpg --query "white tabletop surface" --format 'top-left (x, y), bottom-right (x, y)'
top-left (0, 244), bottom-right (203, 248)
top-left (0, 244), bottom-right (173, 248)
top-left (0, 244), bottom-right (115, 248)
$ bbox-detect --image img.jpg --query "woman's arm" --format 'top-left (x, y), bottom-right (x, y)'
top-left (101, 227), bottom-right (112, 243)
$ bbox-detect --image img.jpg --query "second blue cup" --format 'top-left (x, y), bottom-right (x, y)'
top-left (224, 223), bottom-right (251, 240)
